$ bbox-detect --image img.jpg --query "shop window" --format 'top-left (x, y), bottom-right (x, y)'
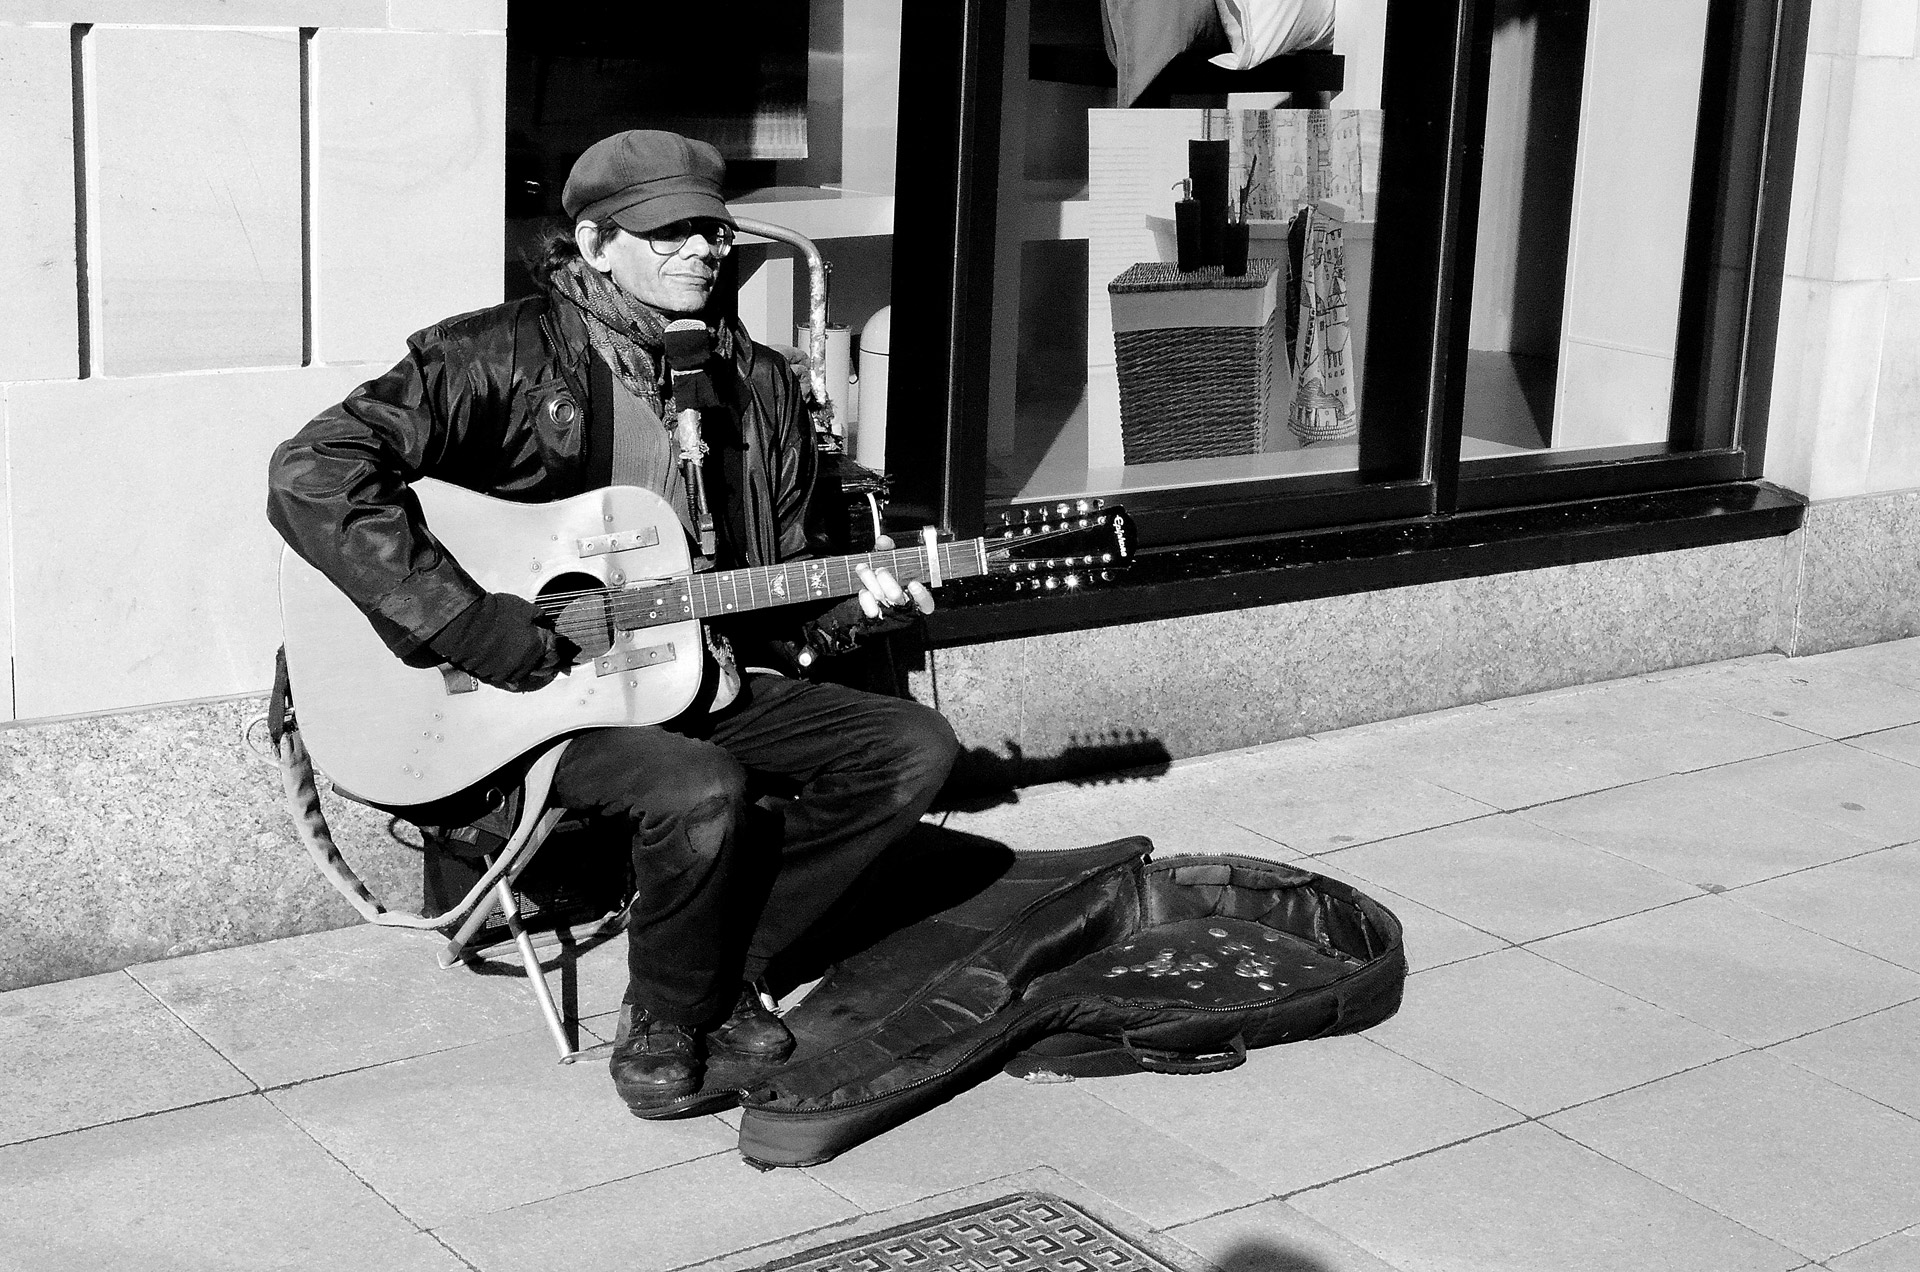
top-left (503, 0), bottom-right (1807, 614)
top-left (879, 0), bottom-right (1806, 557)
top-left (1453, 0), bottom-right (1798, 510)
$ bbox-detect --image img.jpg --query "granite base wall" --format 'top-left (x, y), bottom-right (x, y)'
top-left (6, 496), bottom-right (1913, 991)
top-left (1, 701), bottom-right (421, 991)
top-left (913, 532), bottom-right (1796, 792)
top-left (1781, 489), bottom-right (1920, 654)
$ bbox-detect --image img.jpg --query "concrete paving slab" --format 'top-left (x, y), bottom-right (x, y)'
top-left (0, 969), bottom-right (252, 1146)
top-left (1519, 766), bottom-right (1883, 890)
top-left (1153, 737), bottom-right (1499, 854)
top-left (1686, 743), bottom-right (1920, 846)
top-left (1325, 701), bottom-right (1675, 811)
top-left (800, 1073), bottom-right (1269, 1229)
top-left (1532, 894), bottom-right (1920, 1046)
top-left (1355, 679), bottom-right (1822, 810)
top-left (1828, 1227), bottom-right (1920, 1272)
top-left (267, 1026), bottom-right (735, 1228)
top-left (1290, 1122), bottom-right (1802, 1272)
top-left (1790, 637), bottom-right (1920, 692)
top-left (128, 922), bottom-right (536, 1087)
top-left (1085, 1035), bottom-right (1523, 1196)
top-left (1367, 948), bottom-right (1744, 1116)
top-left (1493, 675), bottom-right (1824, 773)
top-left (1733, 844), bottom-right (1920, 970)
top-left (1769, 1000), bottom-right (1920, 1118)
top-left (1320, 814), bottom-right (1701, 944)
top-left (1166, 1197), bottom-right (1403, 1272)
top-left (434, 1149), bottom-right (859, 1272)
top-left (0, 1095), bottom-right (461, 1272)
top-left (1674, 659), bottom-right (1920, 740)
top-left (1545, 1051), bottom-right (1920, 1262)
top-left (1848, 721), bottom-right (1920, 768)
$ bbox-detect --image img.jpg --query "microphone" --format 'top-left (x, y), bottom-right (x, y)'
top-left (662, 318), bottom-right (710, 375)
top-left (664, 318), bottom-right (718, 557)
top-left (663, 318), bottom-right (715, 459)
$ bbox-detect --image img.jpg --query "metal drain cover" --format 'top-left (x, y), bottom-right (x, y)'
top-left (755, 1193), bottom-right (1190, 1272)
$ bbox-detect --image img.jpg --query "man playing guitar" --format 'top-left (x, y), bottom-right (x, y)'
top-left (267, 130), bottom-right (959, 1119)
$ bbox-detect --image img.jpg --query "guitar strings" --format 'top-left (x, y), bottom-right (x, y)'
top-left (499, 523), bottom-right (1097, 651)
top-left (516, 524), bottom-right (1084, 615)
top-left (526, 546), bottom-right (947, 646)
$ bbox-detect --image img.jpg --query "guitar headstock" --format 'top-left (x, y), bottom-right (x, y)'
top-left (985, 499), bottom-right (1133, 592)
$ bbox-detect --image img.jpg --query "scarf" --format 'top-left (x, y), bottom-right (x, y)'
top-left (550, 257), bottom-right (733, 418)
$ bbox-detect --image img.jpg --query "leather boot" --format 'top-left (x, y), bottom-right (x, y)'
top-left (707, 983), bottom-right (795, 1062)
top-left (609, 1003), bottom-right (702, 1115)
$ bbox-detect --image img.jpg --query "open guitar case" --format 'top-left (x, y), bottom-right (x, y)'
top-left (726, 831), bottom-right (1406, 1169)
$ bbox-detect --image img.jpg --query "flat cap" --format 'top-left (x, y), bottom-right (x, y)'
top-left (562, 130), bottom-right (733, 234)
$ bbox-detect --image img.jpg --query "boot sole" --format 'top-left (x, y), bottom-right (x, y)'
top-left (622, 1087), bottom-right (741, 1120)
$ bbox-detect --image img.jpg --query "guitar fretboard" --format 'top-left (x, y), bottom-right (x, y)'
top-left (612, 539), bottom-right (988, 626)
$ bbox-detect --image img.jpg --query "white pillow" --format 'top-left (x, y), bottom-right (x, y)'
top-left (1211, 0), bottom-right (1336, 71)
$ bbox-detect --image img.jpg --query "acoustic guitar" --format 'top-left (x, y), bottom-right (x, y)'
top-left (280, 479), bottom-right (1132, 805)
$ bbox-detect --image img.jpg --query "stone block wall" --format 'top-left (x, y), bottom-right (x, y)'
top-left (0, 2), bottom-right (506, 724)
top-left (1766, 0), bottom-right (1920, 498)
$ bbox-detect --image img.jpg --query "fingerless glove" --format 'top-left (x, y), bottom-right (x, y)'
top-left (428, 593), bottom-right (578, 691)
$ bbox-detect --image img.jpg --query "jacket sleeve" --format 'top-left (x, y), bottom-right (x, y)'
top-left (265, 328), bottom-right (495, 660)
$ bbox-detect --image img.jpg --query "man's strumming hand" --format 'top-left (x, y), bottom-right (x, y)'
top-left (428, 593), bottom-right (580, 692)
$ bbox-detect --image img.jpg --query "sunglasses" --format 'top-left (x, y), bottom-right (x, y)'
top-left (643, 219), bottom-right (736, 257)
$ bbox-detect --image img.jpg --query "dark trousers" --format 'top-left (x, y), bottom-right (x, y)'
top-left (549, 674), bottom-right (959, 1028)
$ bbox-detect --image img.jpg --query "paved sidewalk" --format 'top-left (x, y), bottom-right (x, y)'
top-left (5, 640), bottom-right (1920, 1271)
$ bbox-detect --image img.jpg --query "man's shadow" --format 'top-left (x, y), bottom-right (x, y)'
top-left (760, 819), bottom-right (1018, 996)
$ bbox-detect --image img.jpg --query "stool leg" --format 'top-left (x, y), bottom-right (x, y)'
top-left (495, 879), bottom-right (577, 1063)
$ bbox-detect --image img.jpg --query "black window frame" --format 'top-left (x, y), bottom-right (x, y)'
top-left (1449, 0), bottom-right (1811, 511)
top-left (860, 0), bottom-right (1811, 648)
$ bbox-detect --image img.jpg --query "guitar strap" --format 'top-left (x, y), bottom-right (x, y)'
top-left (591, 358), bottom-right (710, 565)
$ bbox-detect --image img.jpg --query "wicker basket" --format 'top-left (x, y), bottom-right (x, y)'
top-left (1108, 259), bottom-right (1284, 466)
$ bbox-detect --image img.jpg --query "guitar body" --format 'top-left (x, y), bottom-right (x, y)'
top-left (281, 477), bottom-right (1132, 808)
top-left (280, 481), bottom-right (703, 806)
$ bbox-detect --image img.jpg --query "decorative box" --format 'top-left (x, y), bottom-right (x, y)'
top-left (1107, 259), bottom-right (1285, 465)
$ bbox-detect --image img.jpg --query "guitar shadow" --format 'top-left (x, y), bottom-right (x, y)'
top-left (938, 728), bottom-right (1175, 813)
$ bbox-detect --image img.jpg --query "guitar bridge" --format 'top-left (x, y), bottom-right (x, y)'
top-left (439, 666), bottom-right (480, 695)
top-left (595, 641), bottom-right (677, 676)
top-left (577, 525), bottom-right (661, 558)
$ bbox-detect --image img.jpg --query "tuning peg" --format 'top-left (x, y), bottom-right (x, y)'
top-left (1064, 573), bottom-right (1081, 588)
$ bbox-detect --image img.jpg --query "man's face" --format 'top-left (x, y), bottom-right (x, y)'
top-left (588, 222), bottom-right (723, 316)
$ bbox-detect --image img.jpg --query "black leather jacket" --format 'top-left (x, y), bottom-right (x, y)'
top-left (267, 294), bottom-right (818, 661)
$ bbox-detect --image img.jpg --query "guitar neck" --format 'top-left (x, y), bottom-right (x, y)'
top-left (678, 538), bottom-right (988, 621)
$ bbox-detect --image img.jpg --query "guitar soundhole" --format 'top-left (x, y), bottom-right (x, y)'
top-left (537, 572), bottom-right (615, 662)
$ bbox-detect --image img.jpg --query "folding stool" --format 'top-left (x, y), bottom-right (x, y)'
top-left (264, 650), bottom-right (626, 1062)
